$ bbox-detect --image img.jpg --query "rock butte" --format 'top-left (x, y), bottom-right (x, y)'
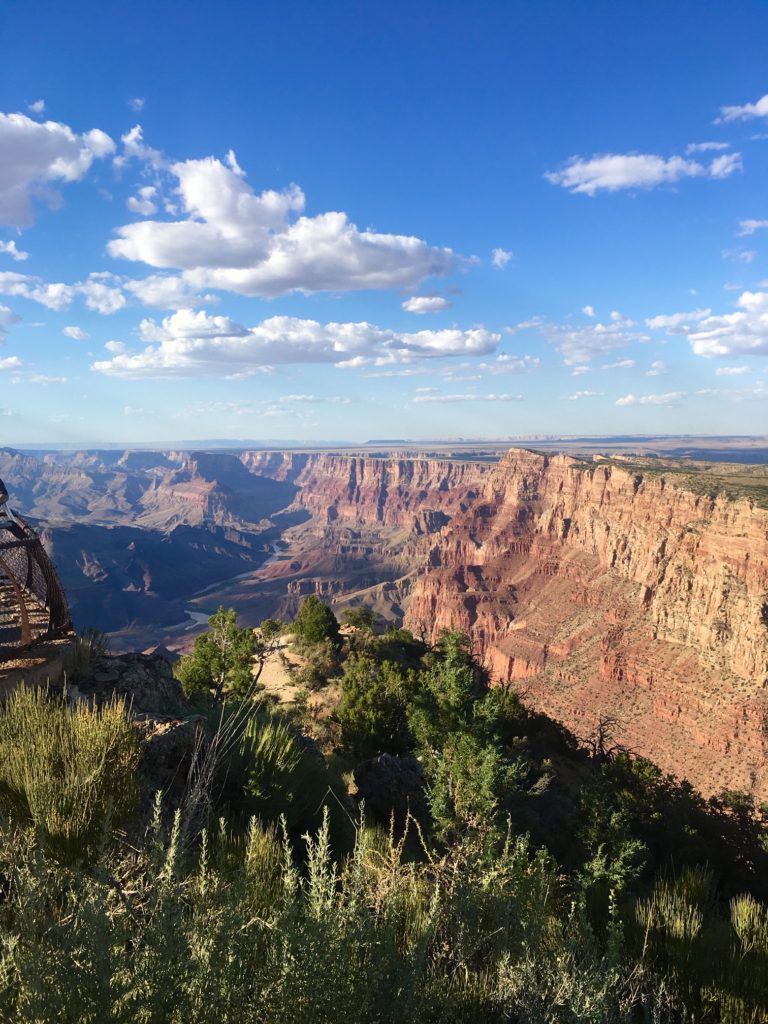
top-left (245, 449), bottom-right (768, 802)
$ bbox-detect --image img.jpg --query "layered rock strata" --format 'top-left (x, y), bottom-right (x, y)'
top-left (246, 449), bottom-right (768, 800)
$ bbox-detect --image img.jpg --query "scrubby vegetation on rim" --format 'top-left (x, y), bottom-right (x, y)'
top-left (0, 598), bottom-right (766, 1022)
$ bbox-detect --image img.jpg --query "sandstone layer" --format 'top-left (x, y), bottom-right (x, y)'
top-left (247, 449), bottom-right (768, 801)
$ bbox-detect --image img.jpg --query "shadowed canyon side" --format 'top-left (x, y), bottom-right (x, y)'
top-left (246, 449), bottom-right (768, 802)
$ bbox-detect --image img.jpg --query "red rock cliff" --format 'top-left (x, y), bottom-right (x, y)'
top-left (244, 448), bottom-right (768, 800)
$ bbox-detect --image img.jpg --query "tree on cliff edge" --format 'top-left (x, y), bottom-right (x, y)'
top-left (176, 606), bottom-right (256, 699)
top-left (292, 595), bottom-right (341, 648)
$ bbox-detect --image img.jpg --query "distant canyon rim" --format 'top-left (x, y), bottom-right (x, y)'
top-left (1, 440), bottom-right (767, 803)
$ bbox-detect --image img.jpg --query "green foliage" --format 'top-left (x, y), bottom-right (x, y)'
top-left (259, 617), bottom-right (284, 640)
top-left (292, 595), bottom-right (341, 648)
top-left (341, 605), bottom-right (377, 631)
top-left (0, 811), bottom-right (662, 1024)
top-left (293, 637), bottom-right (341, 692)
top-left (0, 686), bottom-right (140, 861)
top-left (337, 653), bottom-right (409, 760)
top-left (0, 622), bottom-right (767, 1019)
top-left (176, 606), bottom-right (256, 699)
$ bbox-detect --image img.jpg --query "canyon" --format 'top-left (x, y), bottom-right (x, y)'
top-left (1, 444), bottom-right (767, 802)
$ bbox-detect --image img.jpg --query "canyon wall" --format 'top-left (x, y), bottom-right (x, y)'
top-left (246, 448), bottom-right (768, 800)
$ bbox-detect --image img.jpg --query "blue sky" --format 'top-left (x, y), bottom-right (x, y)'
top-left (1, 0), bottom-right (767, 444)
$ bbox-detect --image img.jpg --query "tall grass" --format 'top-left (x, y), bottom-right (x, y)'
top-left (0, 685), bottom-right (141, 860)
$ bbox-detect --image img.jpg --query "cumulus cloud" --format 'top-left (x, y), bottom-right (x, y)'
top-left (0, 271), bottom-right (124, 313)
top-left (582, 305), bottom-right (595, 317)
top-left (0, 356), bottom-right (22, 370)
top-left (107, 149), bottom-right (462, 296)
top-left (738, 219), bottom-right (768, 236)
top-left (0, 112), bottom-right (114, 226)
top-left (28, 100), bottom-right (45, 115)
top-left (127, 185), bottom-right (157, 216)
top-left (402, 295), bottom-right (451, 314)
top-left (545, 151), bottom-right (740, 195)
top-left (63, 325), bottom-right (89, 341)
top-left (492, 247), bottom-right (513, 269)
top-left (0, 240), bottom-right (29, 261)
top-left (114, 125), bottom-right (166, 171)
top-left (652, 290), bottom-right (768, 358)
top-left (516, 311), bottom-right (646, 364)
top-left (91, 309), bottom-right (501, 377)
top-left (0, 271), bottom-right (75, 309)
top-left (0, 304), bottom-right (20, 344)
top-left (128, 98), bottom-right (145, 112)
top-left (615, 391), bottom-right (685, 407)
top-left (718, 93), bottom-right (768, 122)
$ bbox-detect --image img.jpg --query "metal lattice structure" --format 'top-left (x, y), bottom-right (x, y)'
top-left (0, 477), bottom-right (72, 659)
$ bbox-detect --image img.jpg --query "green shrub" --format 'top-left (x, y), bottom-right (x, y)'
top-left (292, 595), bottom-right (341, 648)
top-left (337, 654), bottom-right (409, 760)
top-left (0, 686), bottom-right (140, 860)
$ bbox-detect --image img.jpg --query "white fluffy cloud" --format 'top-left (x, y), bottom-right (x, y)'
top-left (615, 391), bottom-right (685, 407)
top-left (492, 247), bottom-right (513, 268)
top-left (0, 271), bottom-right (124, 313)
top-left (582, 305), bottom-right (595, 317)
top-left (0, 240), bottom-right (28, 261)
top-left (738, 219), bottom-right (768, 236)
top-left (718, 93), bottom-right (768, 122)
top-left (107, 148), bottom-right (462, 296)
top-left (517, 311), bottom-right (646, 364)
top-left (0, 112), bottom-right (114, 226)
top-left (92, 309), bottom-right (501, 377)
top-left (402, 295), bottom-right (451, 314)
top-left (652, 291), bottom-right (768, 358)
top-left (546, 151), bottom-right (740, 195)
top-left (63, 325), bottom-right (89, 341)
top-left (646, 308), bottom-right (711, 330)
top-left (0, 356), bottom-right (22, 370)
top-left (0, 271), bottom-right (75, 310)
top-left (126, 185), bottom-right (158, 216)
